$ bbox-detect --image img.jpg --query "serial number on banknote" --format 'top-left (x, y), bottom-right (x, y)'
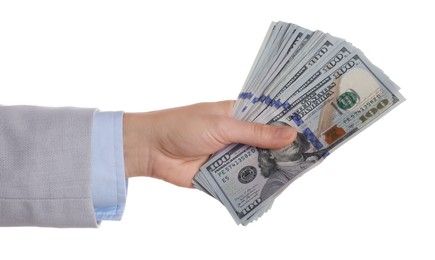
top-left (343, 93), bottom-right (385, 124)
top-left (216, 148), bottom-right (257, 182)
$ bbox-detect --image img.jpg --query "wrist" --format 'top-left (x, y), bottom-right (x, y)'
top-left (123, 112), bottom-right (153, 178)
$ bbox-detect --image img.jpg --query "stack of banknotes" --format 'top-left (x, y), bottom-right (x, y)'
top-left (192, 21), bottom-right (405, 225)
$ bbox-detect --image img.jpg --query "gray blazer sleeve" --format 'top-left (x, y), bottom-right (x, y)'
top-left (0, 106), bottom-right (98, 227)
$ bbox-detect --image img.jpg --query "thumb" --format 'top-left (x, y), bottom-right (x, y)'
top-left (222, 119), bottom-right (297, 149)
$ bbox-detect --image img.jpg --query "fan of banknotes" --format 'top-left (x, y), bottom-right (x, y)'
top-left (192, 21), bottom-right (405, 225)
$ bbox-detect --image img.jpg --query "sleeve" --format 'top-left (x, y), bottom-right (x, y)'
top-left (91, 111), bottom-right (127, 222)
top-left (0, 106), bottom-right (98, 227)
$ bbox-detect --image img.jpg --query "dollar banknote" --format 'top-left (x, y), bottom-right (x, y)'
top-left (193, 21), bottom-right (405, 225)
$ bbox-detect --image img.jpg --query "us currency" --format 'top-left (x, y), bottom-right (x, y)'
top-left (236, 29), bottom-right (318, 121)
top-left (235, 22), bottom-right (313, 118)
top-left (253, 42), bottom-right (357, 124)
top-left (239, 36), bottom-right (353, 124)
top-left (194, 21), bottom-right (404, 225)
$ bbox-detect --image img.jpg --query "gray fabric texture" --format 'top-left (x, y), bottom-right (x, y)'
top-left (0, 106), bottom-right (98, 227)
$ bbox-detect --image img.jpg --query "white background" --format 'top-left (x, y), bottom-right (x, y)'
top-left (1, 0), bottom-right (434, 259)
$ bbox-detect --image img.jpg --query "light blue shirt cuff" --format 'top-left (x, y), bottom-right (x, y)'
top-left (91, 111), bottom-right (127, 221)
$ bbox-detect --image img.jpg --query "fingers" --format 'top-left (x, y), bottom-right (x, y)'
top-left (222, 119), bottom-right (297, 149)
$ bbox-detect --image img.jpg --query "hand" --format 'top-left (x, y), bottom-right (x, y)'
top-left (123, 100), bottom-right (297, 188)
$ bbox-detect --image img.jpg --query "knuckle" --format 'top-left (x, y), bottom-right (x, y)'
top-left (252, 123), bottom-right (265, 139)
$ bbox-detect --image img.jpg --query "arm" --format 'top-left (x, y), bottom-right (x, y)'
top-left (0, 101), bottom-right (296, 227)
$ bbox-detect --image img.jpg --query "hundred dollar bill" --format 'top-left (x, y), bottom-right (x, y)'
top-left (238, 37), bottom-right (353, 123)
top-left (234, 22), bottom-right (288, 113)
top-left (198, 50), bottom-right (404, 225)
top-left (252, 42), bottom-right (357, 124)
top-left (235, 22), bottom-right (313, 118)
top-left (236, 30), bottom-right (323, 121)
top-left (194, 21), bottom-right (404, 225)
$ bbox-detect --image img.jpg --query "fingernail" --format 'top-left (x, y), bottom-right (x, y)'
top-left (274, 126), bottom-right (296, 139)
